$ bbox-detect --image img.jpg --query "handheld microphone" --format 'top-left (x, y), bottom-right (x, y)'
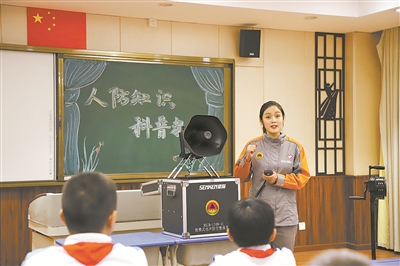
top-left (264, 170), bottom-right (273, 176)
top-left (255, 170), bottom-right (273, 198)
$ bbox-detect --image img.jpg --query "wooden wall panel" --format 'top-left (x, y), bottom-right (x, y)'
top-left (1, 176), bottom-right (372, 265)
top-left (0, 186), bottom-right (62, 266)
top-left (240, 175), bottom-right (371, 251)
top-left (346, 175), bottom-right (371, 247)
top-left (296, 176), bottom-right (348, 247)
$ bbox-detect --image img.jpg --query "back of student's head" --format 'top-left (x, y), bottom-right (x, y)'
top-left (62, 171), bottom-right (117, 234)
top-left (228, 198), bottom-right (274, 247)
top-left (308, 249), bottom-right (371, 266)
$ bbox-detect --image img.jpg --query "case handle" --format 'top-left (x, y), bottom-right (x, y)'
top-left (166, 184), bottom-right (176, 197)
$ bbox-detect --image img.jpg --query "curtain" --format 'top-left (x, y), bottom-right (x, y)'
top-left (190, 66), bottom-right (225, 171)
top-left (376, 26), bottom-right (400, 252)
top-left (63, 59), bottom-right (107, 175)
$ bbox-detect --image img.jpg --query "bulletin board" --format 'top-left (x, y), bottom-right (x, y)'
top-left (0, 49), bottom-right (55, 182)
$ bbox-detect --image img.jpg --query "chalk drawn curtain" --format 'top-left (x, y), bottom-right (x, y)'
top-left (63, 59), bottom-right (107, 175)
top-left (190, 66), bottom-right (224, 171)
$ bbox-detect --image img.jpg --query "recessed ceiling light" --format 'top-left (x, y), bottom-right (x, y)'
top-left (159, 3), bottom-right (173, 7)
top-left (242, 23), bottom-right (257, 27)
top-left (304, 16), bottom-right (317, 20)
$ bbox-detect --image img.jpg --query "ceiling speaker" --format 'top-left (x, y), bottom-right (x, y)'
top-left (182, 115), bottom-right (227, 157)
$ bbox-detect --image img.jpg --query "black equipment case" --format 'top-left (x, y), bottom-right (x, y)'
top-left (161, 177), bottom-right (240, 238)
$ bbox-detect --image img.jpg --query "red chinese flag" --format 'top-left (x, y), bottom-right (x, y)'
top-left (27, 7), bottom-right (86, 49)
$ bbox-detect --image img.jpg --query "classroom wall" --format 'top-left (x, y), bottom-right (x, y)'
top-left (0, 3), bottom-right (383, 265)
top-left (1, 5), bottom-right (382, 177)
top-left (345, 32), bottom-right (382, 176)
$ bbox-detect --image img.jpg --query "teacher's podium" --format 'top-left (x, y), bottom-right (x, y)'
top-left (28, 190), bottom-right (162, 250)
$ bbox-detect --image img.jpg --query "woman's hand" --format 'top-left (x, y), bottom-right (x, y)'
top-left (262, 170), bottom-right (278, 185)
top-left (245, 144), bottom-right (258, 162)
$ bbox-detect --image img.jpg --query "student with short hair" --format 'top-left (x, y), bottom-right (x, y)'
top-left (209, 198), bottom-right (296, 265)
top-left (22, 172), bottom-right (148, 266)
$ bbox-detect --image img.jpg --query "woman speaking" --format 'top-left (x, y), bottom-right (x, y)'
top-left (234, 100), bottom-right (311, 251)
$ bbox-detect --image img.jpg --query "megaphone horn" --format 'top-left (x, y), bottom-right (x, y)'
top-left (182, 115), bottom-right (227, 157)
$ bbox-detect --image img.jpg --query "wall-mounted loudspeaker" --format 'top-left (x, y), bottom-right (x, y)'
top-left (239, 29), bottom-right (261, 58)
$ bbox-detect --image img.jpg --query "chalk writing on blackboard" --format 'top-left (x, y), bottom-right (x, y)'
top-left (58, 54), bottom-right (233, 179)
top-left (83, 86), bottom-right (184, 139)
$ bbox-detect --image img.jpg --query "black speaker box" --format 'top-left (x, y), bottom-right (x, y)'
top-left (239, 29), bottom-right (261, 58)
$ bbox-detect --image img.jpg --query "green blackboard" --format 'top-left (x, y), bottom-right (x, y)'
top-left (57, 53), bottom-right (233, 180)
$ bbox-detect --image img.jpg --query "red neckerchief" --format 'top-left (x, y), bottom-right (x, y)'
top-left (63, 242), bottom-right (114, 266)
top-left (240, 247), bottom-right (276, 258)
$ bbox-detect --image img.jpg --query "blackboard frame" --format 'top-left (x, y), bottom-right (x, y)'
top-left (57, 52), bottom-right (234, 181)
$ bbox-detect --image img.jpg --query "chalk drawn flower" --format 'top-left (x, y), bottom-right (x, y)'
top-left (81, 137), bottom-right (105, 172)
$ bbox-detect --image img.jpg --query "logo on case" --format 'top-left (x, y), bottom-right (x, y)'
top-left (205, 200), bottom-right (220, 216)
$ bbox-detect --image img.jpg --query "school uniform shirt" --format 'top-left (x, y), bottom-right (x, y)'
top-left (234, 133), bottom-right (310, 226)
top-left (21, 233), bottom-right (148, 266)
top-left (209, 244), bottom-right (296, 266)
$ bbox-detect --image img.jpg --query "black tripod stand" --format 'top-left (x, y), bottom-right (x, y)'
top-left (349, 165), bottom-right (387, 260)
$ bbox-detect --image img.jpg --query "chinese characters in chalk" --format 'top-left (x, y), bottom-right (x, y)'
top-left (84, 87), bottom-right (176, 109)
top-left (128, 116), bottom-right (184, 139)
top-left (83, 87), bottom-right (184, 139)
